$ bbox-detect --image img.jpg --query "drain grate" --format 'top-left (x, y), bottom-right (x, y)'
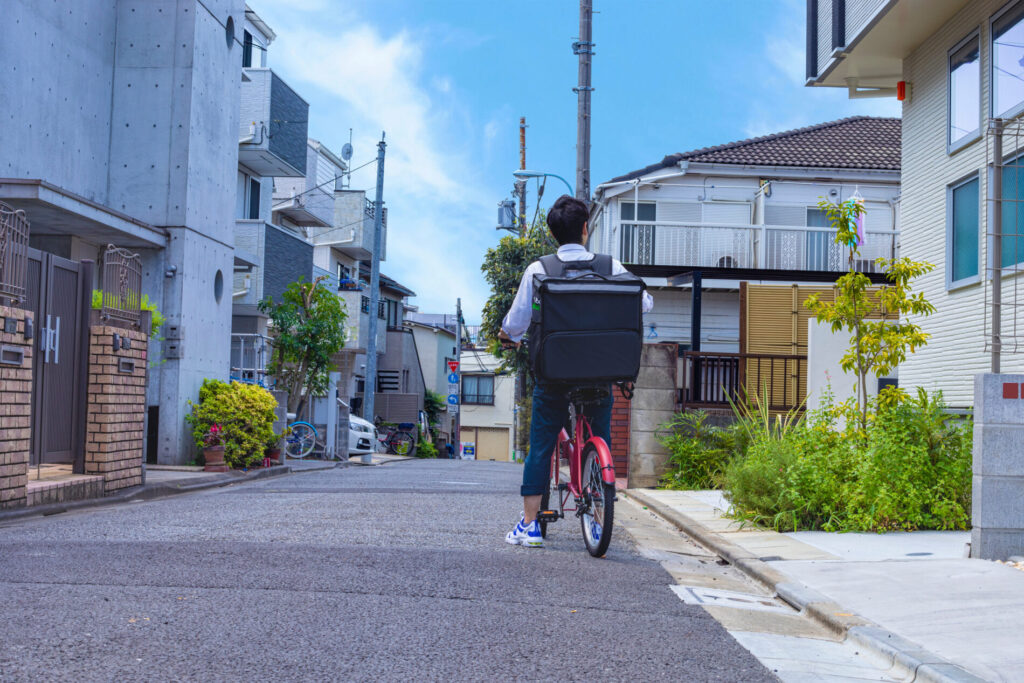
top-left (670, 585), bottom-right (795, 613)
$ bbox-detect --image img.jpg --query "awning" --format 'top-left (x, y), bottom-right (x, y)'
top-left (0, 178), bottom-right (166, 248)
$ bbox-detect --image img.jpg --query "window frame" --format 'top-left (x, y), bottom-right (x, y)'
top-left (948, 29), bottom-right (981, 154)
top-left (946, 171), bottom-right (982, 290)
top-left (461, 374), bottom-right (495, 405)
top-left (246, 176), bottom-right (261, 220)
top-left (991, 1), bottom-right (1024, 121)
top-left (619, 201), bottom-right (656, 222)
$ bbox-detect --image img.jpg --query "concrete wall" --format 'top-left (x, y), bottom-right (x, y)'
top-left (806, 319), bottom-right (883, 410)
top-left (0, 1), bottom-right (117, 203)
top-left (628, 344), bottom-right (678, 488)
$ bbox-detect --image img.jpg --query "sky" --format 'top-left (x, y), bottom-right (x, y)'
top-left (257, 0), bottom-right (899, 324)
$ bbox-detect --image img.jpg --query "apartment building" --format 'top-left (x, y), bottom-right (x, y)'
top-left (589, 117), bottom-right (900, 408)
top-left (805, 0), bottom-right (1024, 406)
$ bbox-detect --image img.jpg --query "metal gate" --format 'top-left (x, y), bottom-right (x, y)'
top-left (24, 248), bottom-right (91, 470)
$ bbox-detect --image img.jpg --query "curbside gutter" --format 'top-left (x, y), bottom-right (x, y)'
top-left (0, 462), bottom-right (340, 524)
top-left (621, 488), bottom-right (988, 683)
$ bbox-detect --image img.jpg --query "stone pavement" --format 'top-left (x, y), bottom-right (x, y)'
top-left (627, 488), bottom-right (1024, 683)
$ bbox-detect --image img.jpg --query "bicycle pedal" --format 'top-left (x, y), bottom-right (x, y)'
top-left (536, 510), bottom-right (561, 522)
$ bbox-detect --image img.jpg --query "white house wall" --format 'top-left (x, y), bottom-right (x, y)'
top-left (899, 0), bottom-right (1024, 407)
top-left (645, 288), bottom-right (740, 352)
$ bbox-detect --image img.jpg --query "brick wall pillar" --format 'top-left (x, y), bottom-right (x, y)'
top-left (85, 320), bottom-right (148, 492)
top-left (0, 305), bottom-right (32, 509)
top-left (628, 343), bottom-right (678, 488)
top-left (610, 391), bottom-right (631, 480)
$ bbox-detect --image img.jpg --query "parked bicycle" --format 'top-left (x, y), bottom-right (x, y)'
top-left (375, 420), bottom-right (416, 456)
top-left (536, 384), bottom-right (625, 558)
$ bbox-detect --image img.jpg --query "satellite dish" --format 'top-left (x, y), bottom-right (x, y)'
top-left (341, 143), bottom-right (353, 161)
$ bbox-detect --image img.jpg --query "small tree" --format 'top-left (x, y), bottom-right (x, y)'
top-left (805, 198), bottom-right (936, 430)
top-left (480, 215), bottom-right (556, 454)
top-left (423, 389), bottom-right (446, 439)
top-left (258, 277), bottom-right (347, 417)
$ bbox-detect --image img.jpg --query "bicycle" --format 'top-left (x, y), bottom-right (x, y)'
top-left (285, 398), bottom-right (351, 460)
top-left (375, 420), bottom-right (416, 456)
top-left (536, 384), bottom-right (623, 558)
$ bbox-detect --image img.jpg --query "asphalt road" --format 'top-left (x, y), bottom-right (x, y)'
top-left (0, 460), bottom-right (772, 682)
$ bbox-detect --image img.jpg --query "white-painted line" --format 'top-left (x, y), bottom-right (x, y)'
top-left (670, 585), bottom-right (794, 614)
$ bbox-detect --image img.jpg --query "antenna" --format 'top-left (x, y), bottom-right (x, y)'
top-left (341, 128), bottom-right (354, 188)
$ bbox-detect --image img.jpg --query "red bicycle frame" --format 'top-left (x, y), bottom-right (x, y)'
top-left (549, 403), bottom-right (617, 515)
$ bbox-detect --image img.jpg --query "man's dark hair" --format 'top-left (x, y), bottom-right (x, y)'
top-left (547, 195), bottom-right (589, 246)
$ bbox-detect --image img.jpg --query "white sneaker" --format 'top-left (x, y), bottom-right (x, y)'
top-left (505, 518), bottom-right (544, 547)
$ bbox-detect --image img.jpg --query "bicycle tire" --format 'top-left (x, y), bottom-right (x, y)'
top-left (286, 422), bottom-right (317, 459)
top-left (389, 431), bottom-right (414, 456)
top-left (580, 444), bottom-right (614, 557)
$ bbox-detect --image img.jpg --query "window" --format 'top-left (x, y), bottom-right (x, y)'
top-left (360, 296), bottom-right (370, 314)
top-left (242, 30), bottom-right (253, 67)
top-left (993, 3), bottom-right (1024, 117)
top-left (620, 202), bottom-right (656, 222)
top-left (1001, 154), bottom-right (1024, 268)
top-left (378, 300), bottom-right (386, 319)
top-left (386, 299), bottom-right (400, 327)
top-left (949, 33), bottom-right (980, 150)
top-left (461, 375), bottom-right (494, 405)
top-left (247, 177), bottom-right (261, 220)
top-left (805, 207), bottom-right (832, 271)
top-left (337, 263), bottom-right (348, 282)
top-left (948, 175), bottom-right (980, 287)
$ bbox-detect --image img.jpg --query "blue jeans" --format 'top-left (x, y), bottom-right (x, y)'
top-left (521, 383), bottom-right (614, 497)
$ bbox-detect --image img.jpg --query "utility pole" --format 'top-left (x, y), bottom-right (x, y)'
top-left (455, 297), bottom-right (462, 456)
top-left (574, 0), bottom-right (593, 202)
top-left (363, 132), bottom-right (386, 464)
top-left (518, 117), bottom-right (528, 236)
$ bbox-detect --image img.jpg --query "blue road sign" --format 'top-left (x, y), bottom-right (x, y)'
top-left (448, 372), bottom-right (459, 384)
top-left (447, 394), bottom-right (459, 405)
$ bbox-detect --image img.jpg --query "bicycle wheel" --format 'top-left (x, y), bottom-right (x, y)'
top-left (580, 444), bottom-right (614, 557)
top-left (286, 422), bottom-right (317, 459)
top-left (389, 431), bottom-right (414, 455)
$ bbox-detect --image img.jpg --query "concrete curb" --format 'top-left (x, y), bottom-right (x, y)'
top-left (0, 462), bottom-right (331, 524)
top-left (622, 488), bottom-right (988, 683)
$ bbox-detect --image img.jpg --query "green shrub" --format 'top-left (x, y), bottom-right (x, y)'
top-left (658, 411), bottom-right (737, 490)
top-left (186, 379), bottom-right (278, 468)
top-left (92, 289), bottom-right (165, 338)
top-left (417, 440), bottom-right (438, 459)
top-left (723, 389), bottom-right (972, 532)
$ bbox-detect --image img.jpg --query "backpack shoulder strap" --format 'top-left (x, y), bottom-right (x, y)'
top-left (592, 253), bottom-right (613, 275)
top-left (538, 254), bottom-right (566, 277)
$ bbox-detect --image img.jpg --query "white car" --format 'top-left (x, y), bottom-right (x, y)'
top-left (348, 415), bottom-right (378, 456)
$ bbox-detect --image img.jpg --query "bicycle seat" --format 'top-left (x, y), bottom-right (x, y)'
top-left (565, 384), bottom-right (610, 405)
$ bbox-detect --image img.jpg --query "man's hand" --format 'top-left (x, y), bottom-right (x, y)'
top-left (498, 329), bottom-right (520, 350)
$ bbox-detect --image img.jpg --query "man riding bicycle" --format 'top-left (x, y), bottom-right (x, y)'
top-left (499, 195), bottom-right (653, 548)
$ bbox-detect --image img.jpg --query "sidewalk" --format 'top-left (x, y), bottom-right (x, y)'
top-left (626, 488), bottom-right (1024, 683)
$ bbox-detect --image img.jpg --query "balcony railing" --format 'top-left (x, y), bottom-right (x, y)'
top-left (230, 333), bottom-right (271, 387)
top-left (679, 351), bottom-right (807, 412)
top-left (618, 222), bottom-right (898, 274)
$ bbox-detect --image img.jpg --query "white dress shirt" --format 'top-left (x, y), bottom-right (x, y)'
top-left (501, 243), bottom-right (655, 342)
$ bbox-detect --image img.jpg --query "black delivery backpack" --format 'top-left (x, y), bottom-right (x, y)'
top-left (527, 253), bottom-right (646, 384)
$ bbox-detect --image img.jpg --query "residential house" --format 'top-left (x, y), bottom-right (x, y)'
top-left (805, 0), bottom-right (1024, 407)
top-left (231, 6), bottom-right (312, 372)
top-left (588, 117), bottom-right (901, 409)
top-left (459, 347), bottom-right (515, 461)
top-left (0, 0), bottom-right (248, 466)
top-left (405, 314), bottom-right (459, 447)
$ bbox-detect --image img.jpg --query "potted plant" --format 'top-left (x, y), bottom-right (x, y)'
top-left (265, 426), bottom-right (290, 466)
top-left (202, 423), bottom-right (228, 472)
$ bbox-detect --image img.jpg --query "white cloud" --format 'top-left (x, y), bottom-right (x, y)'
top-left (744, 0), bottom-right (899, 138)
top-left (257, 8), bottom-right (498, 321)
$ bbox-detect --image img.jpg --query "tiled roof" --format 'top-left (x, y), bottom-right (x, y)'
top-left (607, 116), bottom-right (901, 184)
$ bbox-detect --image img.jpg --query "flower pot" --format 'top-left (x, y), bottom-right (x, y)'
top-left (203, 445), bottom-right (229, 472)
top-left (265, 448), bottom-right (282, 467)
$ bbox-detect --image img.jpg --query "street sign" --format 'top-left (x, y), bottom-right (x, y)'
top-left (447, 404), bottom-right (458, 414)
top-left (447, 360), bottom-right (459, 373)
top-left (447, 372), bottom-right (459, 384)
top-left (448, 384), bottom-right (459, 395)
top-left (447, 394), bottom-right (459, 405)
top-left (460, 442), bottom-right (476, 459)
